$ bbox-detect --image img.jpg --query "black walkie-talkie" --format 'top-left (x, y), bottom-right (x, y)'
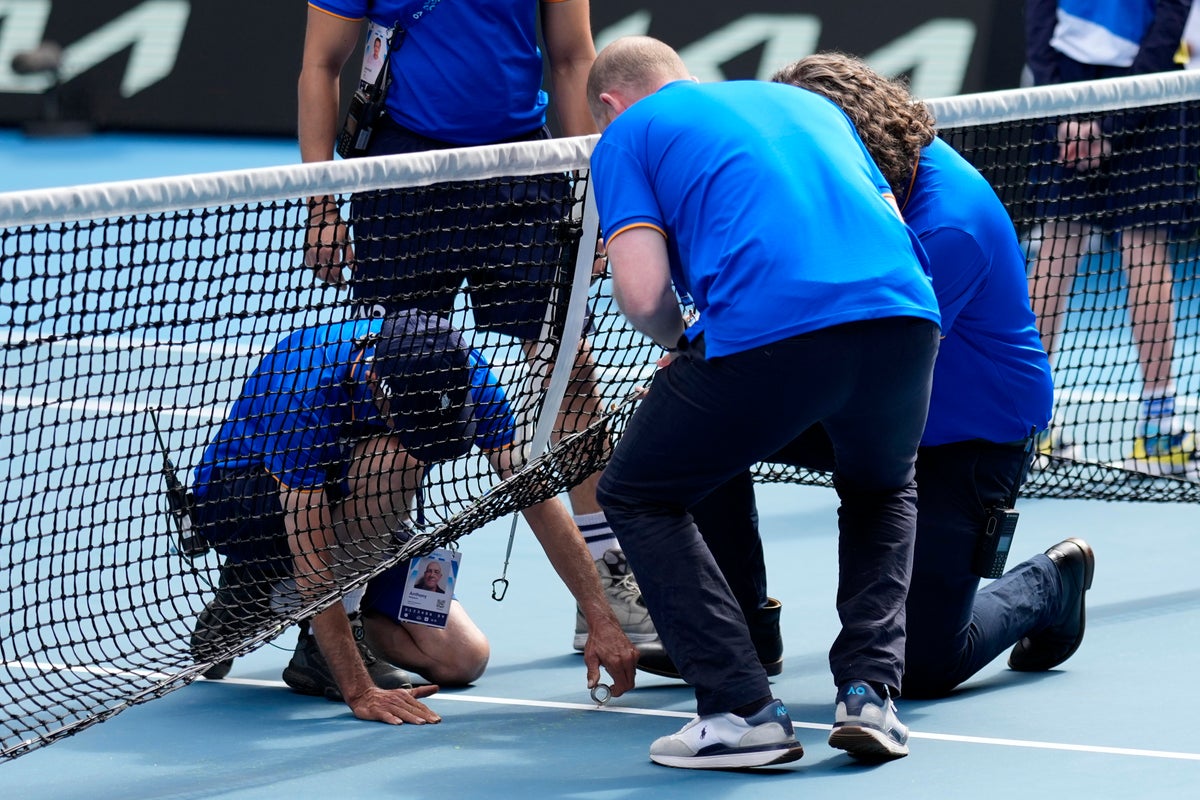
top-left (336, 25), bottom-right (404, 159)
top-left (150, 409), bottom-right (207, 559)
top-left (971, 428), bottom-right (1037, 579)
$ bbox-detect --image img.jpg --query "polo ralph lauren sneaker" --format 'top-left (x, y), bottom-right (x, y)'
top-left (648, 698), bottom-right (804, 769)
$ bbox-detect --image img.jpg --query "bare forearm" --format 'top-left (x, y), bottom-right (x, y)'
top-left (522, 499), bottom-right (617, 627)
top-left (487, 450), bottom-right (613, 620)
top-left (614, 282), bottom-right (685, 350)
top-left (297, 64), bottom-right (342, 164)
top-left (310, 605), bottom-right (374, 703)
top-left (607, 227), bottom-right (684, 349)
top-left (297, 7), bottom-right (361, 166)
top-left (550, 58), bottom-right (598, 136)
top-left (285, 493), bottom-right (373, 704)
top-left (542, 0), bottom-right (597, 137)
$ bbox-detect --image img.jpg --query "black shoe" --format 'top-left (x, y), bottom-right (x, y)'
top-left (750, 597), bottom-right (784, 676)
top-left (1008, 538), bottom-right (1095, 672)
top-left (635, 598), bottom-right (784, 679)
top-left (282, 614), bottom-right (413, 701)
top-left (202, 658), bottom-right (235, 680)
top-left (191, 561), bottom-right (272, 678)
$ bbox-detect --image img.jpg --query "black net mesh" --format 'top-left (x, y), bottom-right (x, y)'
top-left (3, 72), bottom-right (1200, 760)
top-left (757, 77), bottom-right (1200, 501)
top-left (0, 159), bottom-right (639, 759)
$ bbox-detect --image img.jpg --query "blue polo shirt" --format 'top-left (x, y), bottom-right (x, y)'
top-left (1051, 0), bottom-right (1160, 66)
top-left (591, 80), bottom-right (939, 359)
top-left (310, 0), bottom-right (562, 144)
top-left (904, 138), bottom-right (1054, 446)
top-left (193, 319), bottom-right (517, 495)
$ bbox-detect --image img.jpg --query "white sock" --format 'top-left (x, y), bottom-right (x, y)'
top-left (575, 511), bottom-right (619, 561)
top-left (342, 585), bottom-right (366, 616)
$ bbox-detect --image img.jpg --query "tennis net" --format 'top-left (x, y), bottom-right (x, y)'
top-left (2, 67), bottom-right (1200, 761)
top-left (760, 69), bottom-right (1200, 500)
top-left (0, 135), bottom-right (650, 760)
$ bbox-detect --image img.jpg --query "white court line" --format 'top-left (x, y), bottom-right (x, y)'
top-left (10, 660), bottom-right (175, 681)
top-left (0, 330), bottom-right (265, 358)
top-left (8, 661), bottom-right (1200, 762)
top-left (0, 391), bottom-right (221, 422)
top-left (205, 676), bottom-right (1200, 762)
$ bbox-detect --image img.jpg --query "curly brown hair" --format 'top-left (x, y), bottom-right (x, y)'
top-left (771, 52), bottom-right (936, 198)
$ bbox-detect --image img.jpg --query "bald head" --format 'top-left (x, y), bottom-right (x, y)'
top-left (587, 36), bottom-right (691, 130)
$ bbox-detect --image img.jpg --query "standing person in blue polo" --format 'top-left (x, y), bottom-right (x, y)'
top-left (689, 53), bottom-right (1093, 698)
top-left (1025, 0), bottom-right (1199, 473)
top-left (189, 309), bottom-right (638, 723)
top-left (586, 36), bottom-right (941, 769)
top-left (297, 0), bottom-right (660, 661)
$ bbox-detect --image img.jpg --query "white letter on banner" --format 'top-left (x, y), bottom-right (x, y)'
top-left (863, 19), bottom-right (977, 98)
top-left (0, 0), bottom-right (191, 97)
top-left (677, 15), bottom-right (822, 82)
top-left (593, 12), bottom-right (976, 96)
top-left (0, 0), bottom-right (52, 92)
top-left (594, 10), bottom-right (652, 50)
top-left (594, 13), bottom-right (823, 82)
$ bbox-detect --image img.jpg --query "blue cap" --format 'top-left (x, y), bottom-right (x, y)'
top-left (372, 310), bottom-right (477, 463)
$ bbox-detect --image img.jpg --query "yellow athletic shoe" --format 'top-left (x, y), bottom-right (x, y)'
top-left (1129, 429), bottom-right (1198, 476)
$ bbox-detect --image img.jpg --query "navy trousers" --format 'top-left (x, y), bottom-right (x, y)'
top-left (692, 430), bottom-right (1064, 699)
top-left (597, 317), bottom-right (939, 715)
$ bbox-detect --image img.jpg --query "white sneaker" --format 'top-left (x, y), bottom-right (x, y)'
top-left (573, 549), bottom-right (658, 650)
top-left (649, 699), bottom-right (804, 769)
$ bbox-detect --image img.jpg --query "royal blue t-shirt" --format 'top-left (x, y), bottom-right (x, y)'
top-left (310, 0), bottom-right (561, 144)
top-left (591, 80), bottom-right (940, 358)
top-left (193, 319), bottom-right (517, 495)
top-left (904, 138), bottom-right (1054, 446)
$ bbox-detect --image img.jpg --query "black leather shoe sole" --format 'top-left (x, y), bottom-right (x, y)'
top-left (634, 597), bottom-right (785, 680)
top-left (202, 658), bottom-right (234, 680)
top-left (1009, 538), bottom-right (1095, 671)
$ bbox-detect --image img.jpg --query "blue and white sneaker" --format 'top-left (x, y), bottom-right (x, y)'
top-left (828, 681), bottom-right (909, 760)
top-left (649, 699), bottom-right (804, 769)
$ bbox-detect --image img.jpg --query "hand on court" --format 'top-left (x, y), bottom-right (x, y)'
top-left (303, 211), bottom-right (355, 286)
top-left (346, 683), bottom-right (442, 725)
top-left (583, 617), bottom-right (638, 698)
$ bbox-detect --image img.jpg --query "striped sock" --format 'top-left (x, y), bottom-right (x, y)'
top-left (575, 511), bottom-right (618, 561)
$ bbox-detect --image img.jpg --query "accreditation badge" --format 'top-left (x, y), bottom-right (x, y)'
top-left (398, 547), bottom-right (461, 628)
top-left (359, 20), bottom-right (392, 87)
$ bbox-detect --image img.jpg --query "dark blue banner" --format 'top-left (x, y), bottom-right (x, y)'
top-left (0, 0), bottom-right (1021, 136)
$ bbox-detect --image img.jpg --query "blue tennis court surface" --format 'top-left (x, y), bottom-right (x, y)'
top-left (1, 128), bottom-right (1199, 798)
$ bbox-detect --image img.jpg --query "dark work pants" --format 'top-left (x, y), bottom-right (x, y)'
top-left (596, 318), bottom-right (939, 716)
top-left (693, 431), bottom-right (1064, 700)
top-left (902, 441), bottom-right (1062, 697)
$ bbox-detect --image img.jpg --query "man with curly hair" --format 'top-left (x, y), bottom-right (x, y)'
top-left (685, 53), bottom-right (1094, 701)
